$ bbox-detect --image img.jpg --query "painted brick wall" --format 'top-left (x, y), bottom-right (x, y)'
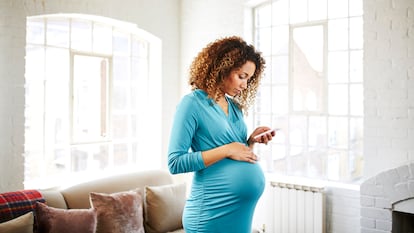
top-left (363, 0), bottom-right (414, 179)
top-left (0, 0), bottom-right (26, 192)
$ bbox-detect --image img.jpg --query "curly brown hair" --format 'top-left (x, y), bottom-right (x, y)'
top-left (189, 36), bottom-right (266, 113)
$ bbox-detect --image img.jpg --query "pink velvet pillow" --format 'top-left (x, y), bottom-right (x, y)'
top-left (89, 190), bottom-right (144, 233)
top-left (35, 202), bottom-right (97, 233)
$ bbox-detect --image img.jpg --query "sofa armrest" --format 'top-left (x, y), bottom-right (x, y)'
top-left (39, 190), bottom-right (67, 209)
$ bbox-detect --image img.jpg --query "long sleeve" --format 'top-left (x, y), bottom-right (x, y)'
top-left (168, 95), bottom-right (206, 174)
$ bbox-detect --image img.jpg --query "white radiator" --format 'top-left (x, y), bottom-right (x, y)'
top-left (270, 181), bottom-right (325, 233)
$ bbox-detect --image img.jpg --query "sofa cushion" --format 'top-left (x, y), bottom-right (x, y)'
top-left (90, 189), bottom-right (144, 233)
top-left (0, 211), bottom-right (33, 233)
top-left (35, 202), bottom-right (97, 233)
top-left (144, 183), bottom-right (186, 233)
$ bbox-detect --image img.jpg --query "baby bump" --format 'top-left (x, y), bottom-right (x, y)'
top-left (197, 159), bottom-right (265, 201)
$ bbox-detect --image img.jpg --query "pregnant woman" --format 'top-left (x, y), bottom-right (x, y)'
top-left (168, 36), bottom-right (275, 233)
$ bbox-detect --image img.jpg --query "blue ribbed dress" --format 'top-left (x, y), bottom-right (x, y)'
top-left (168, 89), bottom-right (265, 233)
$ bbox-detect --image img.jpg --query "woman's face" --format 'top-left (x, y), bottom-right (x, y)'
top-left (222, 61), bottom-right (256, 97)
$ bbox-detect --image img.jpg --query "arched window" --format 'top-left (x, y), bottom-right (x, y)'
top-left (249, 0), bottom-right (363, 182)
top-left (24, 14), bottom-right (162, 188)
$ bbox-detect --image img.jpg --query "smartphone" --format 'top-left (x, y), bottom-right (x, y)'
top-left (253, 128), bottom-right (279, 140)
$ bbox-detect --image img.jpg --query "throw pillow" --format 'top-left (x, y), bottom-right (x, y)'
top-left (35, 202), bottom-right (97, 233)
top-left (0, 211), bottom-right (33, 233)
top-left (89, 190), bottom-right (145, 233)
top-left (144, 183), bottom-right (186, 233)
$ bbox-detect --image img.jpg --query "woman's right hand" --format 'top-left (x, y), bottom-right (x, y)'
top-left (226, 142), bottom-right (258, 163)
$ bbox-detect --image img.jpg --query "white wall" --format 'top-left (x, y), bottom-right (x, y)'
top-left (0, 0), bottom-right (181, 192)
top-left (363, 0), bottom-right (414, 179)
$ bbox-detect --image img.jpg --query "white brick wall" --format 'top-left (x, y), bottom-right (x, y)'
top-left (325, 186), bottom-right (361, 233)
top-left (360, 163), bottom-right (414, 233)
top-left (0, 0), bottom-right (26, 192)
top-left (364, 0), bottom-right (414, 179)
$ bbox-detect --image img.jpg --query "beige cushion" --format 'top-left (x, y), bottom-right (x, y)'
top-left (90, 189), bottom-right (145, 233)
top-left (144, 183), bottom-right (186, 233)
top-left (40, 189), bottom-right (68, 209)
top-left (0, 212), bottom-right (33, 233)
top-left (35, 202), bottom-right (97, 233)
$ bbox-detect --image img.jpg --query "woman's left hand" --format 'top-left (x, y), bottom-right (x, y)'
top-left (249, 126), bottom-right (276, 145)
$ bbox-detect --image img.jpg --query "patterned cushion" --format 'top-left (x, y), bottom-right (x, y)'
top-left (0, 190), bottom-right (45, 223)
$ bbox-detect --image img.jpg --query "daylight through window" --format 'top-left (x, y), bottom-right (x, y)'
top-left (249, 0), bottom-right (363, 182)
top-left (24, 14), bottom-right (161, 189)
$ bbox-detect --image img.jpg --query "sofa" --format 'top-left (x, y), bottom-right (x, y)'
top-left (0, 169), bottom-right (186, 233)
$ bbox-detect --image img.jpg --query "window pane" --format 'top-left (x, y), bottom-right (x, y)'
top-left (309, 116), bottom-right (327, 147)
top-left (256, 86), bottom-right (272, 114)
top-left (272, 86), bottom-right (288, 115)
top-left (293, 25), bottom-right (324, 73)
top-left (93, 23), bottom-right (112, 54)
top-left (113, 56), bottom-right (129, 81)
top-left (326, 150), bottom-right (348, 180)
top-left (71, 20), bottom-right (92, 51)
top-left (328, 18), bottom-right (348, 51)
top-left (289, 116), bottom-right (307, 146)
top-left (309, 0), bottom-right (327, 21)
top-left (132, 38), bottom-right (148, 58)
top-left (272, 25), bottom-right (289, 55)
top-left (112, 115), bottom-right (129, 139)
top-left (72, 55), bottom-right (109, 142)
top-left (113, 85), bottom-right (128, 110)
top-left (350, 16), bottom-right (363, 49)
top-left (258, 147), bottom-right (274, 171)
top-left (27, 18), bottom-right (44, 44)
top-left (255, 4), bottom-right (271, 27)
top-left (288, 153), bottom-right (307, 176)
top-left (292, 25), bottom-right (325, 113)
top-left (350, 118), bottom-right (363, 151)
top-left (71, 144), bottom-right (107, 172)
top-left (350, 84), bottom-right (363, 116)
top-left (271, 55), bottom-right (289, 84)
top-left (261, 59), bottom-right (272, 85)
top-left (272, 0), bottom-right (289, 25)
top-left (255, 27), bottom-right (272, 56)
top-left (328, 117), bottom-right (348, 149)
top-left (45, 48), bottom-right (69, 82)
top-left (25, 45), bottom-right (45, 81)
top-left (113, 30), bottom-right (130, 55)
top-left (45, 80), bottom-right (70, 145)
top-left (46, 18), bottom-right (69, 48)
top-left (349, 0), bottom-right (363, 16)
top-left (350, 50), bottom-right (363, 82)
top-left (71, 146), bottom-right (90, 172)
top-left (328, 84), bottom-right (348, 115)
top-left (254, 114), bottom-right (272, 128)
top-left (328, 0), bottom-right (348, 19)
top-left (328, 51), bottom-right (348, 83)
top-left (113, 143), bottom-right (129, 166)
top-left (290, 0), bottom-right (307, 24)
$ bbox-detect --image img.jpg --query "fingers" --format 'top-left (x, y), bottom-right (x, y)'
top-left (245, 152), bottom-right (258, 163)
top-left (253, 127), bottom-right (275, 144)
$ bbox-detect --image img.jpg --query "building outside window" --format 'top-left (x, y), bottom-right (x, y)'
top-left (249, 0), bottom-right (363, 182)
top-left (24, 14), bottom-right (161, 189)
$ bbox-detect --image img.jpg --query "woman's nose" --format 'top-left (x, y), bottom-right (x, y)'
top-left (241, 80), bottom-right (247, 89)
